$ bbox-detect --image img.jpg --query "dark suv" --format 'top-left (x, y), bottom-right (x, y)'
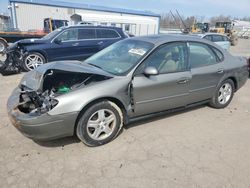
top-left (5, 26), bottom-right (128, 71)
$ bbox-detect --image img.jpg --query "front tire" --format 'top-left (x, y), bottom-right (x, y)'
top-left (0, 39), bottom-right (7, 54)
top-left (23, 52), bottom-right (46, 71)
top-left (76, 101), bottom-right (123, 146)
top-left (209, 79), bottom-right (235, 109)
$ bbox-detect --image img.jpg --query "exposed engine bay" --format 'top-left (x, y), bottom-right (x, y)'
top-left (17, 69), bottom-right (111, 115)
top-left (0, 43), bottom-right (26, 75)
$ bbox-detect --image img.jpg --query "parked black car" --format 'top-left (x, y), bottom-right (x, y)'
top-left (3, 25), bottom-right (128, 71)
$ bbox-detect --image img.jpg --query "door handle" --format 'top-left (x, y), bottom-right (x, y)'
top-left (72, 42), bottom-right (79, 46)
top-left (217, 69), bottom-right (224, 74)
top-left (177, 78), bottom-right (189, 84)
top-left (98, 41), bottom-right (104, 45)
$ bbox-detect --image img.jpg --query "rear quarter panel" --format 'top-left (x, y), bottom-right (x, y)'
top-left (218, 53), bottom-right (249, 90)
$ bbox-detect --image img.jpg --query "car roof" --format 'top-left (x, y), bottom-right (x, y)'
top-left (61, 25), bottom-right (122, 30)
top-left (131, 34), bottom-right (213, 46)
top-left (191, 33), bottom-right (229, 38)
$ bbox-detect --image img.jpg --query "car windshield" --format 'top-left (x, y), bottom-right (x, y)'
top-left (42, 28), bottom-right (62, 40)
top-left (84, 39), bottom-right (154, 76)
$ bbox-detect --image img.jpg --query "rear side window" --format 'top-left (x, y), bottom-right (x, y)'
top-left (78, 29), bottom-right (96, 39)
top-left (212, 47), bottom-right (224, 62)
top-left (212, 35), bottom-right (223, 42)
top-left (189, 42), bottom-right (218, 68)
top-left (96, 29), bottom-right (120, 39)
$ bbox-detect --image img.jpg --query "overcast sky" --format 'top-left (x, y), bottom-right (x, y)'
top-left (0, 0), bottom-right (249, 18)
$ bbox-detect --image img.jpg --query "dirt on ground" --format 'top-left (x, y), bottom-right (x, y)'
top-left (0, 39), bottom-right (250, 188)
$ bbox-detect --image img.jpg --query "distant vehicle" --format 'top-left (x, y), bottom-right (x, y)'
top-left (7, 35), bottom-right (249, 146)
top-left (191, 22), bottom-right (210, 33)
top-left (3, 25), bottom-right (128, 71)
top-left (0, 18), bottom-right (68, 54)
top-left (192, 33), bottom-right (231, 51)
top-left (210, 22), bottom-right (238, 46)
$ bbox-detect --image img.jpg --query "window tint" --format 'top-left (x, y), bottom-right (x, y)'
top-left (78, 29), bottom-right (95, 39)
top-left (56, 29), bottom-right (78, 41)
top-left (204, 35), bottom-right (212, 41)
top-left (140, 43), bottom-right (187, 74)
top-left (212, 35), bottom-right (223, 42)
top-left (96, 29), bottom-right (120, 39)
top-left (189, 42), bottom-right (218, 68)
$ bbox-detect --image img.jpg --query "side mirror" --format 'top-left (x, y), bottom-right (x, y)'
top-left (54, 38), bottom-right (62, 44)
top-left (144, 66), bottom-right (158, 76)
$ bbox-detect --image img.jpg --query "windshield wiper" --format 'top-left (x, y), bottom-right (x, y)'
top-left (88, 63), bottom-right (103, 70)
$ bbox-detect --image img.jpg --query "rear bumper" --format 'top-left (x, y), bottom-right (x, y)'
top-left (7, 88), bottom-right (78, 140)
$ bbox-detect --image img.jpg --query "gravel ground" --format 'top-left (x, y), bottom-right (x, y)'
top-left (0, 39), bottom-right (250, 188)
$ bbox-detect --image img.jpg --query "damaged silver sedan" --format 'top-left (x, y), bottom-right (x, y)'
top-left (7, 35), bottom-right (249, 146)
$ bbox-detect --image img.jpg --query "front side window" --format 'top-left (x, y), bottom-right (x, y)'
top-left (189, 42), bottom-right (218, 68)
top-left (56, 29), bottom-right (78, 41)
top-left (204, 35), bottom-right (212, 41)
top-left (78, 29), bottom-right (96, 39)
top-left (138, 42), bottom-right (188, 74)
top-left (96, 29), bottom-right (120, 39)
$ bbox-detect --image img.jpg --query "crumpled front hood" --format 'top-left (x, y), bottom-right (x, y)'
top-left (19, 61), bottom-right (113, 91)
top-left (7, 38), bottom-right (48, 52)
top-left (18, 38), bottom-right (48, 45)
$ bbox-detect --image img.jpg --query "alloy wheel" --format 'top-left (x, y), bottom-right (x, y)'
top-left (86, 109), bottom-right (116, 141)
top-left (218, 83), bottom-right (232, 105)
top-left (25, 54), bottom-right (44, 70)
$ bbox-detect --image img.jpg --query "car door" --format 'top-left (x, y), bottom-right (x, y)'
top-left (46, 28), bottom-right (81, 61)
top-left (96, 29), bottom-right (122, 50)
top-left (132, 42), bottom-right (191, 117)
top-left (77, 28), bottom-right (101, 60)
top-left (187, 42), bottom-right (225, 103)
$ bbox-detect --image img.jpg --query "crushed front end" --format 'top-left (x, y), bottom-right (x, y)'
top-left (0, 43), bottom-right (26, 75)
top-left (7, 64), bottom-right (112, 140)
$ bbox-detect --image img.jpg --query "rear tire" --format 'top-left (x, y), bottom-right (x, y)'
top-left (76, 101), bottom-right (123, 147)
top-left (209, 79), bottom-right (234, 109)
top-left (22, 52), bottom-right (46, 71)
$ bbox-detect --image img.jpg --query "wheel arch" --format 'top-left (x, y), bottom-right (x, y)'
top-left (74, 97), bottom-right (129, 134)
top-left (0, 37), bottom-right (8, 45)
top-left (227, 76), bottom-right (238, 91)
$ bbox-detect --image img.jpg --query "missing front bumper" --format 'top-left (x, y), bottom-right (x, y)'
top-left (7, 88), bottom-right (78, 140)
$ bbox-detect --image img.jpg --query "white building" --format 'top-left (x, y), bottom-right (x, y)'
top-left (9, 0), bottom-right (160, 36)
